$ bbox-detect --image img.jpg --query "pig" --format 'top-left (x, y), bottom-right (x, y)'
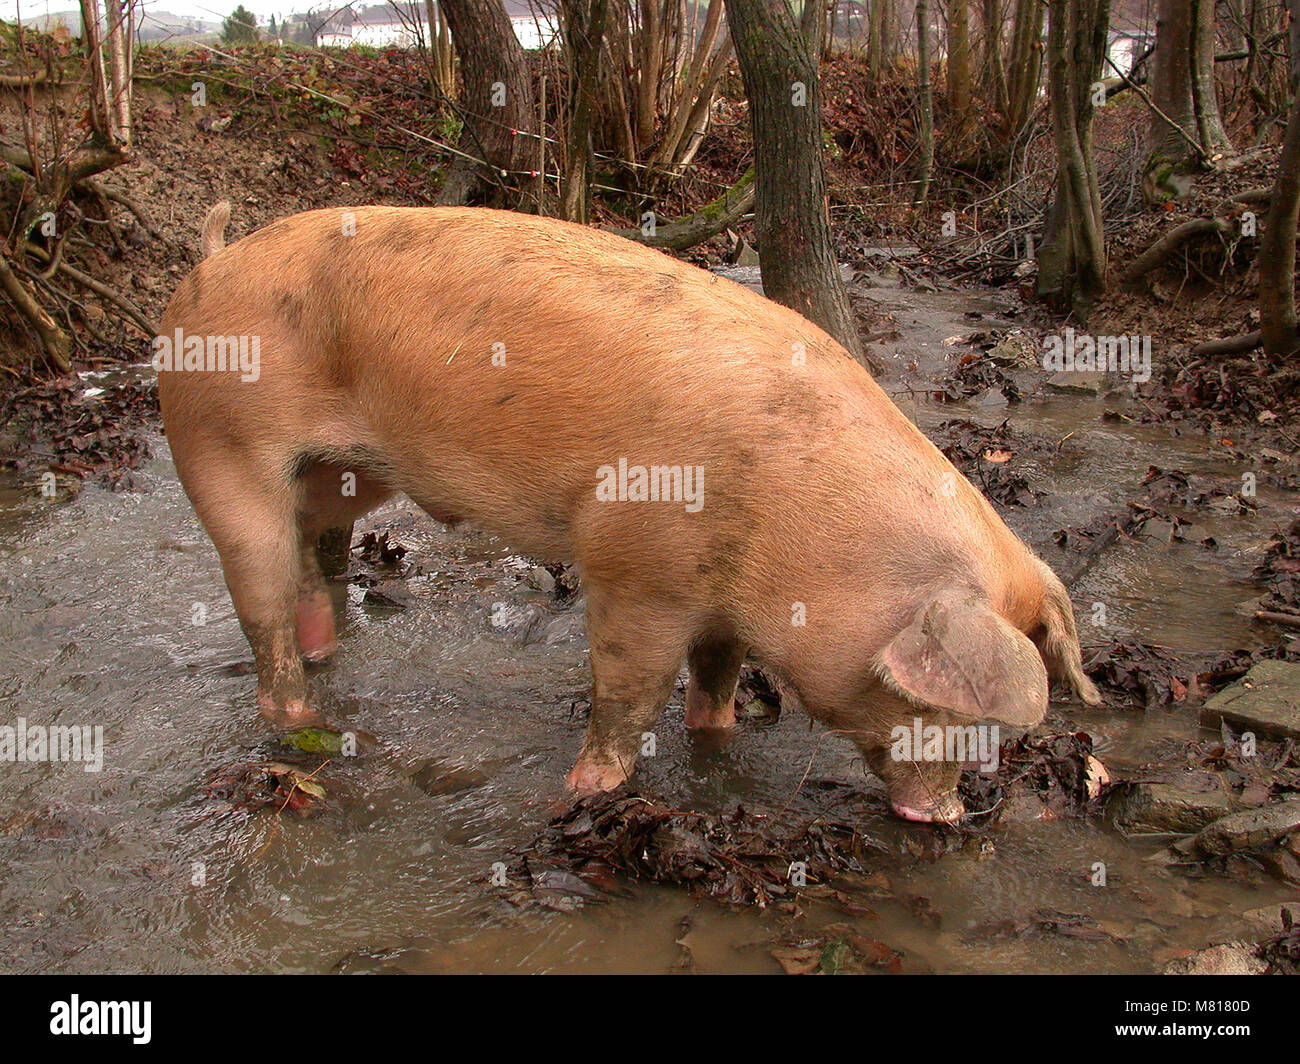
top-left (157, 203), bottom-right (1100, 823)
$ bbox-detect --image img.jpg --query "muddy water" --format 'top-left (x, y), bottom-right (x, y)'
top-left (1, 283), bottom-right (1296, 974)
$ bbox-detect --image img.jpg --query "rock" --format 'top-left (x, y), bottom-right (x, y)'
top-left (410, 758), bottom-right (489, 796)
top-left (1046, 371), bottom-right (1108, 395)
top-left (986, 332), bottom-right (1039, 369)
top-left (363, 580), bottom-right (412, 608)
top-left (1201, 660), bottom-right (1300, 741)
top-left (1162, 942), bottom-right (1266, 975)
top-left (1190, 800), bottom-right (1300, 856)
top-left (1108, 775), bottom-right (1232, 834)
top-left (527, 566), bottom-right (556, 594)
top-left (1239, 902), bottom-right (1300, 938)
top-left (733, 238), bottom-right (760, 267)
top-left (1261, 847), bottom-right (1300, 884)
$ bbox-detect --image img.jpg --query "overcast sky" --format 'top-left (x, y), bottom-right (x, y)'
top-left (0, 0), bottom-right (343, 25)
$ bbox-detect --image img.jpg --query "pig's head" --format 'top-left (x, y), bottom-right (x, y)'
top-left (871, 559), bottom-right (1100, 823)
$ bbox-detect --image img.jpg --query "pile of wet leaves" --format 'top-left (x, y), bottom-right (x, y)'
top-left (959, 731), bottom-right (1111, 824)
top-left (930, 353), bottom-right (1022, 404)
top-left (1083, 640), bottom-right (1199, 709)
top-left (204, 758), bottom-right (330, 818)
top-left (203, 727), bottom-right (353, 819)
top-left (1082, 640), bottom-right (1299, 710)
top-left (1190, 731), bottom-right (1300, 807)
top-left (1252, 517), bottom-right (1300, 618)
top-left (0, 373), bottom-right (158, 493)
top-left (498, 787), bottom-right (884, 910)
top-left (1198, 644), bottom-right (1300, 697)
top-left (933, 418), bottom-right (1046, 508)
top-left (769, 925), bottom-right (903, 974)
top-left (1138, 349), bottom-right (1300, 428)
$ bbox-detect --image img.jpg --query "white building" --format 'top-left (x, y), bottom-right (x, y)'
top-left (314, 1), bottom-right (557, 50)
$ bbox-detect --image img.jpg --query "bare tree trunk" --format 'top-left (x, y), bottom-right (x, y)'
top-left (947, 0), bottom-right (972, 141)
top-left (560, 0), bottom-right (610, 222)
top-left (914, 0), bottom-right (934, 206)
top-left (1258, 0), bottom-right (1300, 357)
top-left (649, 0), bottom-right (729, 173)
top-left (725, 0), bottom-right (863, 359)
top-left (1004, 0), bottom-right (1043, 137)
top-left (437, 0), bottom-right (537, 207)
top-left (1191, 0), bottom-right (1232, 155)
top-left (867, 0), bottom-right (887, 77)
top-left (1036, 0), bottom-right (1110, 319)
top-left (981, 0), bottom-right (1008, 115)
top-left (1145, 0), bottom-right (1231, 200)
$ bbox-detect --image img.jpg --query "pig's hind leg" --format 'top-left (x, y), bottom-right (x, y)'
top-left (684, 635), bottom-right (748, 730)
top-left (192, 466), bottom-right (321, 728)
top-left (566, 582), bottom-right (691, 794)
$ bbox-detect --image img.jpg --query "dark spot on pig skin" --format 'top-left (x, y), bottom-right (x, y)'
top-left (277, 292), bottom-right (304, 331)
top-left (494, 392), bottom-right (517, 406)
top-left (378, 223), bottom-right (417, 253)
top-left (539, 509), bottom-right (568, 533)
top-left (655, 273), bottom-right (681, 300)
top-left (592, 638), bottom-right (629, 658)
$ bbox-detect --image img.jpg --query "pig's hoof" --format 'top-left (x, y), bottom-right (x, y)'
top-left (257, 692), bottom-right (326, 729)
top-left (890, 793), bottom-right (965, 824)
top-left (565, 759), bottom-right (628, 796)
top-left (684, 686), bottom-right (737, 730)
top-left (301, 642), bottom-right (337, 665)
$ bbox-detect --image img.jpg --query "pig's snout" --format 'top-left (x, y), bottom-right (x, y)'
top-left (891, 791), bottom-right (966, 824)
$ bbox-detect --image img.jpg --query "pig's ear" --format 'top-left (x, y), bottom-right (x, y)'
top-left (878, 596), bottom-right (1049, 726)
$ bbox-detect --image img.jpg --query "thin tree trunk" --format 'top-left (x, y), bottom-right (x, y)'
top-left (947, 0), bottom-right (972, 140)
top-left (1036, 0), bottom-right (1110, 319)
top-left (1258, 0), bottom-right (1300, 356)
top-left (560, 0), bottom-right (610, 222)
top-left (1191, 0), bottom-right (1233, 155)
top-left (914, 0), bottom-right (934, 207)
top-left (725, 0), bottom-right (864, 359)
top-left (437, 0), bottom-right (537, 207)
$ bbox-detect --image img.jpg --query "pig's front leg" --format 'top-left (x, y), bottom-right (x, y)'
top-left (566, 585), bottom-right (688, 794)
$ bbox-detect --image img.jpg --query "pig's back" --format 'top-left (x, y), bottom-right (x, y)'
top-left (173, 206), bottom-right (1019, 587)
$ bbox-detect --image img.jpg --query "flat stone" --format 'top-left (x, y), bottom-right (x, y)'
top-left (1201, 660), bottom-right (1300, 741)
top-left (1162, 943), bottom-right (1267, 975)
top-left (1108, 774), bottom-right (1232, 834)
top-left (1239, 902), bottom-right (1300, 937)
top-left (1191, 800), bottom-right (1300, 856)
top-left (986, 333), bottom-right (1039, 368)
top-left (1046, 371), bottom-right (1108, 394)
